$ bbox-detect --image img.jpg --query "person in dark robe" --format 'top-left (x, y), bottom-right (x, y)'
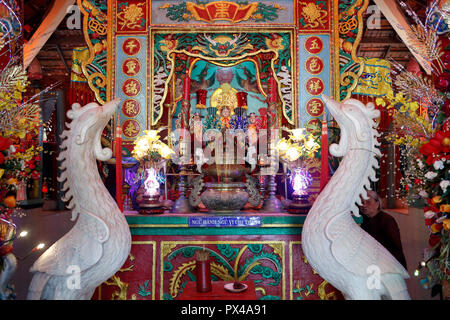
top-left (360, 190), bottom-right (408, 269)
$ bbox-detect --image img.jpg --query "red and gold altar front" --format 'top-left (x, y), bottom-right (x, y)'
top-left (92, 212), bottom-right (360, 300)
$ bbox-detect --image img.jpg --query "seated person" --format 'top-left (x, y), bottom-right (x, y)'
top-left (360, 190), bottom-right (407, 269)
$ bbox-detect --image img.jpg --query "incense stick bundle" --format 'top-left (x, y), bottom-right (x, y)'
top-left (195, 250), bottom-right (210, 262)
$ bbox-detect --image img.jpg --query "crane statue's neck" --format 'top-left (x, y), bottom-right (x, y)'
top-left (61, 130), bottom-right (120, 223)
top-left (311, 135), bottom-right (378, 221)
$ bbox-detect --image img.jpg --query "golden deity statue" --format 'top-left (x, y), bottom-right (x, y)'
top-left (210, 82), bottom-right (238, 130)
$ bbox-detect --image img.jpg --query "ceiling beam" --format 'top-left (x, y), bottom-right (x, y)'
top-left (45, 34), bottom-right (86, 47)
top-left (373, 0), bottom-right (432, 74)
top-left (359, 37), bottom-right (406, 46)
top-left (23, 0), bottom-right (75, 68)
top-left (383, 44), bottom-right (392, 58)
top-left (55, 44), bottom-right (70, 74)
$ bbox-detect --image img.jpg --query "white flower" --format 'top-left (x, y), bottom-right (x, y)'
top-left (416, 159), bottom-right (424, 169)
top-left (440, 180), bottom-right (450, 192)
top-left (285, 147), bottom-right (301, 162)
top-left (276, 139), bottom-right (290, 153)
top-left (425, 171), bottom-right (438, 180)
top-left (433, 160), bottom-right (444, 170)
top-left (135, 138), bottom-right (150, 152)
top-left (419, 190), bottom-right (428, 198)
top-left (424, 210), bottom-right (436, 219)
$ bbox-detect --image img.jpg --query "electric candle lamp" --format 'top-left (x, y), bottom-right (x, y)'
top-left (31, 243), bottom-right (45, 253)
top-left (19, 231), bottom-right (28, 238)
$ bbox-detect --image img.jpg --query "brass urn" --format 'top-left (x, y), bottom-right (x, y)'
top-left (200, 164), bottom-right (250, 214)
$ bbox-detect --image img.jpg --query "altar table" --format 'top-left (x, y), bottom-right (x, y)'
top-left (93, 212), bottom-right (361, 300)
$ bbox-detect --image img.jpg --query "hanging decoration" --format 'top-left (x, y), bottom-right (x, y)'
top-left (69, 46), bottom-right (96, 106)
top-left (353, 57), bottom-right (394, 97)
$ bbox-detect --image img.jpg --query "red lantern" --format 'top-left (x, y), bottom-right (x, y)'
top-left (236, 92), bottom-right (248, 109)
top-left (196, 89), bottom-right (207, 109)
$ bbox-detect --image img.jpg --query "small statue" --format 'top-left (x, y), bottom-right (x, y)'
top-left (219, 105), bottom-right (232, 130)
top-left (190, 112), bottom-right (203, 138)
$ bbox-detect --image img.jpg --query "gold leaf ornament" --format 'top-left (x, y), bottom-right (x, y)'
top-left (169, 261), bottom-right (196, 298)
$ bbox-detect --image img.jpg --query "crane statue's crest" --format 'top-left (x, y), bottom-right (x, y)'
top-left (28, 99), bottom-right (132, 300)
top-left (302, 95), bottom-right (410, 300)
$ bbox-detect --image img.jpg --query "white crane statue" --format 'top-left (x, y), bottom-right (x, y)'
top-left (28, 99), bottom-right (131, 300)
top-left (302, 95), bottom-right (410, 300)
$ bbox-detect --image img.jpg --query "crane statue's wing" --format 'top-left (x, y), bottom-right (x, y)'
top-left (326, 213), bottom-right (409, 278)
top-left (30, 210), bottom-right (109, 276)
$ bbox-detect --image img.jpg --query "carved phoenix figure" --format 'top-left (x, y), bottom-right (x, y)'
top-left (302, 95), bottom-right (410, 300)
top-left (28, 99), bottom-right (131, 300)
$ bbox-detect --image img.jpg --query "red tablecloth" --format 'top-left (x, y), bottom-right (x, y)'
top-left (178, 281), bottom-right (256, 300)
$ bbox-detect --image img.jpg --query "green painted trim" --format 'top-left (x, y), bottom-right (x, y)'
top-left (125, 214), bottom-right (362, 236)
top-left (130, 227), bottom-right (304, 236)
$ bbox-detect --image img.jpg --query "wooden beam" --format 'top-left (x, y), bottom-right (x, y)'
top-left (383, 45), bottom-right (392, 58)
top-left (373, 0), bottom-right (432, 74)
top-left (55, 43), bottom-right (70, 74)
top-left (45, 34), bottom-right (86, 46)
top-left (359, 37), bottom-right (406, 46)
top-left (23, 0), bottom-right (75, 68)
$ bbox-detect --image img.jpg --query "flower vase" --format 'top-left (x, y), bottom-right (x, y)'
top-left (136, 165), bottom-right (163, 214)
top-left (15, 180), bottom-right (27, 202)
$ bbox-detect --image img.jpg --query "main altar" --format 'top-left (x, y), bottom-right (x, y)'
top-left (74, 0), bottom-right (372, 300)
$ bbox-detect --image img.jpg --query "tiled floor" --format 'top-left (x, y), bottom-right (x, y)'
top-left (9, 207), bottom-right (75, 300)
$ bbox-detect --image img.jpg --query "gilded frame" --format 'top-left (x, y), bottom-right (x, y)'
top-left (148, 26), bottom-right (298, 130)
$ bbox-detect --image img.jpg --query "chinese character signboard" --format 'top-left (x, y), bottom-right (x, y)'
top-left (296, 0), bottom-right (337, 129)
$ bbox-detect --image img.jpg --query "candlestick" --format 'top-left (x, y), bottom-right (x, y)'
top-left (181, 68), bottom-right (191, 129)
top-left (183, 68), bottom-right (191, 101)
top-left (115, 116), bottom-right (123, 212)
top-left (261, 173), bottom-right (284, 213)
top-left (172, 164), bottom-right (193, 213)
top-left (268, 74), bottom-right (277, 104)
top-left (320, 112), bottom-right (329, 192)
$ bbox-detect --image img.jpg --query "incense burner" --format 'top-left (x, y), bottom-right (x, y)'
top-left (200, 164), bottom-right (250, 214)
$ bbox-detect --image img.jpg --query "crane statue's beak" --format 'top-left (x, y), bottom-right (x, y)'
top-left (102, 98), bottom-right (121, 118)
top-left (322, 95), bottom-right (343, 125)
